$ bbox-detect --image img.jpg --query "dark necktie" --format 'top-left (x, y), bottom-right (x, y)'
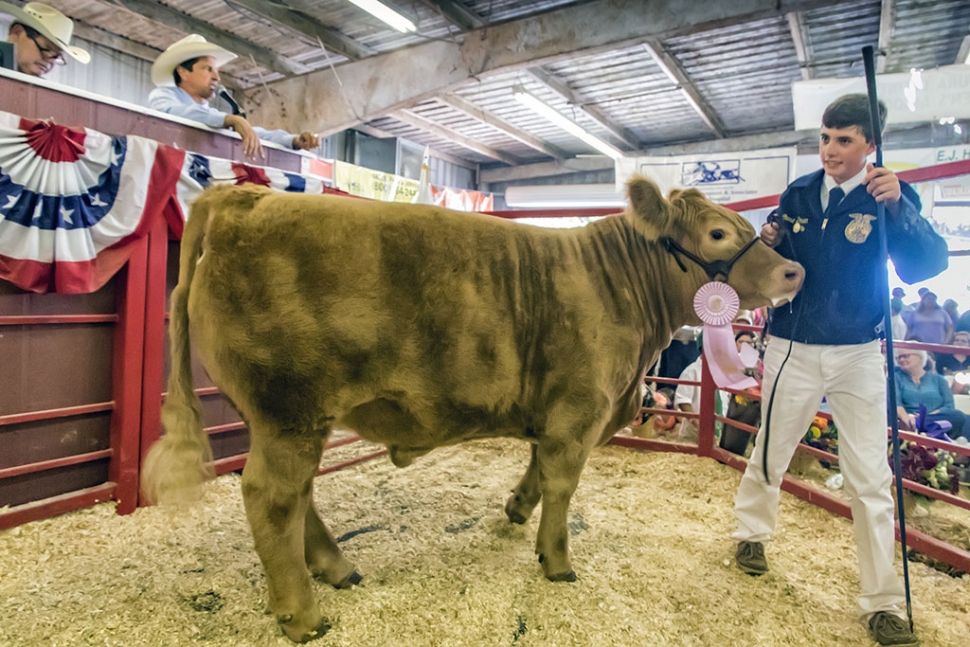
top-left (825, 186), bottom-right (845, 217)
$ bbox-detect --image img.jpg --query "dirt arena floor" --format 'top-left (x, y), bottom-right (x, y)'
top-left (1, 438), bottom-right (968, 647)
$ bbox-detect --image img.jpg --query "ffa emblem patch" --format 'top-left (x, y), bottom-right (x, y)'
top-left (782, 214), bottom-right (809, 233)
top-left (844, 213), bottom-right (876, 243)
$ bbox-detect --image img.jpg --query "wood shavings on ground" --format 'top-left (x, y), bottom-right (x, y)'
top-left (1, 438), bottom-right (968, 647)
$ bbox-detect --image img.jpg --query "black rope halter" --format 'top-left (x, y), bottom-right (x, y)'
top-left (659, 235), bottom-right (761, 283)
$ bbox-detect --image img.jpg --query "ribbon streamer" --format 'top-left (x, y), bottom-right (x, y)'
top-left (693, 282), bottom-right (758, 391)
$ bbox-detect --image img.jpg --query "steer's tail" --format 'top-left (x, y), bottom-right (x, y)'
top-left (141, 186), bottom-right (268, 505)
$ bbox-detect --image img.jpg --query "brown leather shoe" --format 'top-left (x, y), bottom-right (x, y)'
top-left (735, 541), bottom-right (768, 576)
top-left (868, 612), bottom-right (918, 646)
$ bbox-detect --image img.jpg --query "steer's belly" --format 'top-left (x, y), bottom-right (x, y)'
top-left (339, 396), bottom-right (526, 448)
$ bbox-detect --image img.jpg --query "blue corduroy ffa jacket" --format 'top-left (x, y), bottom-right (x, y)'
top-left (768, 169), bottom-right (948, 345)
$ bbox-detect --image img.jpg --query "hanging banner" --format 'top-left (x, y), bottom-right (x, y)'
top-left (615, 147), bottom-right (796, 204)
top-left (431, 186), bottom-right (494, 212)
top-left (334, 160), bottom-right (419, 203)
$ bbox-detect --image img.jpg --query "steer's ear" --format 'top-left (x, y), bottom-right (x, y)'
top-left (626, 175), bottom-right (671, 239)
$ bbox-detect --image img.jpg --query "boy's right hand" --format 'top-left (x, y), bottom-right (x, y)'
top-left (761, 222), bottom-right (783, 248)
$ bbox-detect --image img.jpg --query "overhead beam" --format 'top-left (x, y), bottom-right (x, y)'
top-left (353, 124), bottom-right (397, 139)
top-left (421, 0), bottom-right (485, 31)
top-left (436, 95), bottom-right (567, 160)
top-left (876, 0), bottom-right (895, 74)
top-left (481, 157), bottom-right (616, 185)
top-left (72, 22), bottom-right (161, 63)
top-left (242, 0), bottom-right (852, 137)
top-left (227, 0), bottom-right (374, 61)
top-left (525, 67), bottom-right (640, 149)
top-left (786, 12), bottom-right (814, 80)
top-left (642, 40), bottom-right (725, 139)
top-left (111, 0), bottom-right (308, 77)
top-left (391, 110), bottom-right (522, 166)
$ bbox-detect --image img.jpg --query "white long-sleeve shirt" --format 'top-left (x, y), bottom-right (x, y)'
top-left (674, 357), bottom-right (731, 420)
top-left (148, 86), bottom-right (297, 149)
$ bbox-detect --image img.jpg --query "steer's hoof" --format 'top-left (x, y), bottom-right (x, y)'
top-left (504, 495), bottom-right (532, 525)
top-left (506, 507), bottom-right (528, 525)
top-left (333, 570), bottom-right (363, 589)
top-left (546, 570), bottom-right (577, 583)
top-left (278, 615), bottom-right (332, 643)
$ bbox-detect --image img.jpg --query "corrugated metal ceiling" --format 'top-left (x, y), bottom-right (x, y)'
top-left (29, 0), bottom-right (970, 169)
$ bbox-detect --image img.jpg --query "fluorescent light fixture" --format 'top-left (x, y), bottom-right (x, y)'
top-left (512, 87), bottom-right (625, 160)
top-left (346, 0), bottom-right (416, 33)
top-left (505, 184), bottom-right (625, 209)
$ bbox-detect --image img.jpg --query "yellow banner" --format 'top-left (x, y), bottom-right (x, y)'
top-left (334, 160), bottom-right (419, 203)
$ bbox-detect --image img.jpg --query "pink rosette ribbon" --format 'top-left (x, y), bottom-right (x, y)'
top-left (693, 282), bottom-right (758, 390)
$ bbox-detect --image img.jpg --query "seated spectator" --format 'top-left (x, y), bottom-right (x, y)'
top-left (0, 2), bottom-right (88, 77)
top-left (894, 349), bottom-right (968, 441)
top-left (673, 334), bottom-right (731, 443)
top-left (936, 331), bottom-right (970, 396)
top-left (903, 290), bottom-right (952, 345)
top-left (656, 325), bottom-right (700, 380)
top-left (936, 330), bottom-right (970, 375)
top-left (148, 34), bottom-right (319, 160)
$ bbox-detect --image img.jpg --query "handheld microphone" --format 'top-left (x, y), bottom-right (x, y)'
top-left (216, 85), bottom-right (246, 118)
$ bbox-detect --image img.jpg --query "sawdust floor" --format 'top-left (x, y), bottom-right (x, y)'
top-left (1, 438), bottom-right (968, 647)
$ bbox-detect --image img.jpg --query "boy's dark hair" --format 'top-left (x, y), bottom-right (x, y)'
top-left (822, 94), bottom-right (887, 143)
top-left (173, 57), bottom-right (203, 87)
top-left (735, 330), bottom-right (755, 343)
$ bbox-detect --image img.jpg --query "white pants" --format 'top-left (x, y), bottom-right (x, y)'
top-left (733, 339), bottom-right (906, 619)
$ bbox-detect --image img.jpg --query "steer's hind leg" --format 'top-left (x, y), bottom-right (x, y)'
top-left (305, 495), bottom-right (361, 588)
top-left (505, 444), bottom-right (541, 524)
top-left (242, 424), bottom-right (330, 643)
top-left (534, 430), bottom-right (593, 582)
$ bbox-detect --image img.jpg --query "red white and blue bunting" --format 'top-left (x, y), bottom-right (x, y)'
top-left (0, 111), bottom-right (182, 293)
top-left (0, 111), bottom-right (330, 293)
top-left (172, 153), bottom-right (325, 238)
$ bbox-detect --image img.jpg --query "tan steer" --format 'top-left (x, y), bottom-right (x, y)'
top-left (143, 177), bottom-right (804, 642)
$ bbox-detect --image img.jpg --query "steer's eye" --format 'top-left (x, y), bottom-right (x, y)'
top-left (710, 229), bottom-right (725, 241)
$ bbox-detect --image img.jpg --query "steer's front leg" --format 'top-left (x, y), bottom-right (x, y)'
top-left (534, 431), bottom-right (592, 582)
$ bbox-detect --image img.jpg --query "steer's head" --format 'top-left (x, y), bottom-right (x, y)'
top-left (627, 175), bottom-right (804, 318)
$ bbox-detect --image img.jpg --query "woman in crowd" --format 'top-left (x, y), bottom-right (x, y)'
top-left (903, 290), bottom-right (953, 345)
top-left (894, 349), bottom-right (967, 441)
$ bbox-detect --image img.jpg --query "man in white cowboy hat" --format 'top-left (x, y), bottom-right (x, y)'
top-left (0, 2), bottom-right (89, 77)
top-left (148, 34), bottom-right (319, 160)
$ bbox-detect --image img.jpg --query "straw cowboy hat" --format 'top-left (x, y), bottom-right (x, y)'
top-left (0, 1), bottom-right (89, 63)
top-left (151, 34), bottom-right (236, 87)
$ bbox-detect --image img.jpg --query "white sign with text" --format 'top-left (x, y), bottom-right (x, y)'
top-left (615, 147), bottom-right (796, 204)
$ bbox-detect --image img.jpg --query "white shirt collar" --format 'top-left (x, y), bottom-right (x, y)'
top-left (823, 166), bottom-right (867, 201)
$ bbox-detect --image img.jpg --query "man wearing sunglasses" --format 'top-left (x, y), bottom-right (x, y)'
top-left (1, 2), bottom-right (89, 77)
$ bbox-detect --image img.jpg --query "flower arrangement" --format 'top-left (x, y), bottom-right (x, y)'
top-left (898, 441), bottom-right (961, 494)
top-left (803, 415), bottom-right (839, 462)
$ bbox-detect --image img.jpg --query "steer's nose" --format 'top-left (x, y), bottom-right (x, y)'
top-left (776, 260), bottom-right (805, 292)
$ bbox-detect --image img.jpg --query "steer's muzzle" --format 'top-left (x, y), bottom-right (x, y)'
top-left (768, 260), bottom-right (805, 307)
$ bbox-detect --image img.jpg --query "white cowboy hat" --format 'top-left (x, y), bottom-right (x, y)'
top-left (151, 34), bottom-right (236, 87)
top-left (0, 1), bottom-right (89, 63)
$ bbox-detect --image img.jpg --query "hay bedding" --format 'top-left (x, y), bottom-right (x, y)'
top-left (1, 439), bottom-right (968, 647)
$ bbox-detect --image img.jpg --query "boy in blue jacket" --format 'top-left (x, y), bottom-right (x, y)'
top-left (732, 94), bottom-right (947, 647)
